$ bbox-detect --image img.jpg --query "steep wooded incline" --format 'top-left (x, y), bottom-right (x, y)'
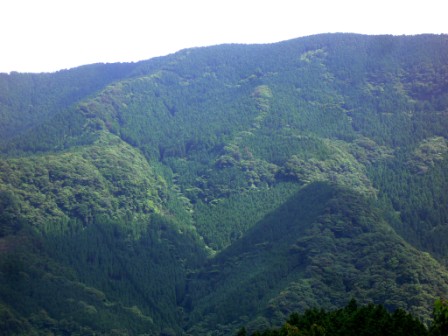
top-left (0, 33), bottom-right (448, 335)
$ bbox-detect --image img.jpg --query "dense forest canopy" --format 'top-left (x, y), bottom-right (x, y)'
top-left (0, 33), bottom-right (448, 335)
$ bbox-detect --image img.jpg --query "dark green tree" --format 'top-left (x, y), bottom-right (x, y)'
top-left (431, 299), bottom-right (448, 336)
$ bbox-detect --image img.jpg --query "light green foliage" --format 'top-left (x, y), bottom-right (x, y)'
top-left (0, 132), bottom-right (165, 230)
top-left (408, 137), bottom-right (448, 174)
top-left (300, 48), bottom-right (327, 63)
top-left (282, 139), bottom-right (375, 195)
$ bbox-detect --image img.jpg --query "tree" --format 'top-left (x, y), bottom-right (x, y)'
top-left (431, 298), bottom-right (448, 336)
top-left (236, 326), bottom-right (247, 336)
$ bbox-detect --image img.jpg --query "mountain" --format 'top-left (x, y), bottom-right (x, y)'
top-left (0, 33), bottom-right (448, 335)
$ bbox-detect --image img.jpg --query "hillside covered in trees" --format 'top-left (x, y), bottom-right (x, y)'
top-left (0, 33), bottom-right (448, 335)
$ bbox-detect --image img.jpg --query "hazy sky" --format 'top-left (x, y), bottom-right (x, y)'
top-left (1, 0), bottom-right (446, 73)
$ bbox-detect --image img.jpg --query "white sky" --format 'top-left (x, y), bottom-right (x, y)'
top-left (0, 0), bottom-right (446, 73)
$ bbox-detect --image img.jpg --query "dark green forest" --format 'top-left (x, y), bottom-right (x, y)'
top-left (0, 33), bottom-right (448, 335)
top-left (241, 298), bottom-right (448, 336)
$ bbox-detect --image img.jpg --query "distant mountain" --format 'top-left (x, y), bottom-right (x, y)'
top-left (1, 33), bottom-right (448, 335)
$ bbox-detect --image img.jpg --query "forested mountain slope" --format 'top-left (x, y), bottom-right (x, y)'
top-left (0, 33), bottom-right (448, 335)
